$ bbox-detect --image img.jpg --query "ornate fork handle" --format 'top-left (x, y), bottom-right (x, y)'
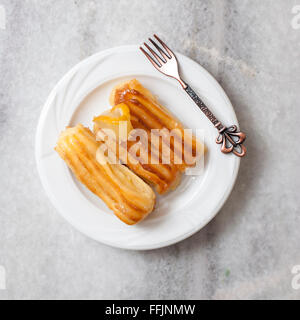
top-left (185, 85), bottom-right (247, 157)
top-left (140, 35), bottom-right (247, 158)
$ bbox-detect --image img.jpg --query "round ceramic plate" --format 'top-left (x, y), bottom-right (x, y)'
top-left (35, 45), bottom-right (240, 250)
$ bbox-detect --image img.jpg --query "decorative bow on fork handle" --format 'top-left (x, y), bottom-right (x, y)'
top-left (140, 35), bottom-right (247, 157)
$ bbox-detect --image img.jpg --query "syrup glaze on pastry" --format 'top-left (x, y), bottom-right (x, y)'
top-left (55, 124), bottom-right (156, 225)
top-left (96, 79), bottom-right (206, 194)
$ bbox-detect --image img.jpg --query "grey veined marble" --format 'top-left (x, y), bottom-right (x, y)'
top-left (0, 0), bottom-right (300, 300)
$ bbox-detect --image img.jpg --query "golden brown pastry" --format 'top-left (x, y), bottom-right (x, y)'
top-left (93, 79), bottom-right (206, 194)
top-left (55, 124), bottom-right (155, 225)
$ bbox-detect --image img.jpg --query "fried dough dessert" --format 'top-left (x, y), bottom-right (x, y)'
top-left (94, 103), bottom-right (181, 194)
top-left (93, 79), bottom-right (206, 194)
top-left (55, 124), bottom-right (155, 225)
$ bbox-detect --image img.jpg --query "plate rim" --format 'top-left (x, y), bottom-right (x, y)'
top-left (35, 45), bottom-right (240, 250)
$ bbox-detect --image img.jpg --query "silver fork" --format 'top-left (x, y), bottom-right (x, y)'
top-left (140, 35), bottom-right (246, 157)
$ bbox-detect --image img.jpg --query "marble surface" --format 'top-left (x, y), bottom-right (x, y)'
top-left (0, 0), bottom-right (299, 300)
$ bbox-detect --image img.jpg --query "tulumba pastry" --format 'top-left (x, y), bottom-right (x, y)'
top-left (93, 79), bottom-right (206, 194)
top-left (55, 124), bottom-right (156, 225)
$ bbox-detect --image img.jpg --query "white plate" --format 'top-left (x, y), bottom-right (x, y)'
top-left (35, 45), bottom-right (240, 250)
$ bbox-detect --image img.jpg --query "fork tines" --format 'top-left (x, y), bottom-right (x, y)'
top-left (140, 34), bottom-right (174, 68)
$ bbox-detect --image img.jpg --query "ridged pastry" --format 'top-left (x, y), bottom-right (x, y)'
top-left (94, 79), bottom-right (206, 194)
top-left (55, 124), bottom-right (156, 225)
